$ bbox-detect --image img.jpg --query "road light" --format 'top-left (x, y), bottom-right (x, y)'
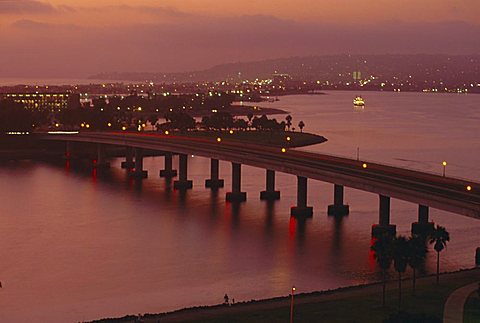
top-left (442, 161), bottom-right (447, 177)
top-left (290, 286), bottom-right (296, 323)
top-left (229, 130), bottom-right (234, 134)
top-left (286, 136), bottom-right (291, 142)
top-left (467, 185), bottom-right (472, 191)
top-left (217, 137), bottom-right (222, 143)
top-left (281, 147), bottom-right (287, 153)
top-left (164, 130), bottom-right (169, 135)
top-left (362, 163), bottom-right (368, 169)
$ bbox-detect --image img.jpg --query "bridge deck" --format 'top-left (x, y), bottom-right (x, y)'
top-left (43, 132), bottom-right (480, 219)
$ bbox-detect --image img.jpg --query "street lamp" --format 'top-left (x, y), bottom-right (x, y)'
top-left (290, 286), bottom-right (296, 323)
top-left (442, 161), bottom-right (447, 177)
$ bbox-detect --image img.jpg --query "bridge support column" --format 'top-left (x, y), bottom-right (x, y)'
top-left (160, 152), bottom-right (178, 178)
top-left (291, 176), bottom-right (313, 217)
top-left (205, 159), bottom-right (224, 189)
top-left (411, 205), bottom-right (434, 236)
top-left (226, 163), bottom-right (246, 202)
top-left (372, 195), bottom-right (396, 237)
top-left (174, 154), bottom-right (193, 189)
top-left (94, 144), bottom-right (110, 169)
top-left (121, 147), bottom-right (135, 169)
top-left (130, 148), bottom-right (148, 178)
top-left (327, 184), bottom-right (349, 216)
top-left (260, 169), bottom-right (280, 200)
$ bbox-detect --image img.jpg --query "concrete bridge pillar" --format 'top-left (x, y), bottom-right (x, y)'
top-left (372, 195), bottom-right (396, 236)
top-left (130, 147), bottom-right (148, 178)
top-left (327, 184), bottom-right (349, 216)
top-left (291, 176), bottom-right (313, 217)
top-left (94, 144), bottom-right (110, 169)
top-left (260, 169), bottom-right (280, 200)
top-left (411, 205), bottom-right (434, 235)
top-left (121, 147), bottom-right (135, 169)
top-left (226, 162), bottom-right (247, 202)
top-left (174, 154), bottom-right (193, 189)
top-left (160, 152), bottom-right (178, 178)
top-left (205, 159), bottom-right (224, 189)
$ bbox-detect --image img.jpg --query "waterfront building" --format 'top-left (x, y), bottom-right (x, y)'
top-left (1, 93), bottom-right (80, 110)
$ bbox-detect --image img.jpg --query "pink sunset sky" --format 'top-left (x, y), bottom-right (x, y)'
top-left (0, 0), bottom-right (479, 77)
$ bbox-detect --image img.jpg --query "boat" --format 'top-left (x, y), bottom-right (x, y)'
top-left (353, 96), bottom-right (365, 107)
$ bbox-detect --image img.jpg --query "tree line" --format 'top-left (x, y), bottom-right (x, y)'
top-left (371, 225), bottom-right (450, 308)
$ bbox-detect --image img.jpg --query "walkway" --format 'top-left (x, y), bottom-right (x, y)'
top-left (444, 282), bottom-right (479, 323)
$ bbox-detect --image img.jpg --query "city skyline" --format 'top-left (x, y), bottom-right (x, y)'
top-left (1, 0), bottom-right (480, 77)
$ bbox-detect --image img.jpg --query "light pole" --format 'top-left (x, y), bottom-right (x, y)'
top-left (290, 286), bottom-right (296, 323)
top-left (442, 161), bottom-right (447, 177)
top-left (356, 147), bottom-right (360, 161)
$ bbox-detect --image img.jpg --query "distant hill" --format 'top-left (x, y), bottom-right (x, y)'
top-left (90, 54), bottom-right (480, 85)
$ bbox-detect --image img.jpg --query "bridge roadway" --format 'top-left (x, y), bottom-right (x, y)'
top-left (45, 131), bottom-right (480, 220)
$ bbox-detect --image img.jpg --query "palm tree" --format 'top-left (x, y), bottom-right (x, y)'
top-left (407, 235), bottom-right (427, 295)
top-left (285, 115), bottom-right (292, 131)
top-left (371, 233), bottom-right (393, 306)
top-left (429, 225), bottom-right (450, 284)
top-left (392, 235), bottom-right (409, 307)
top-left (298, 121), bottom-right (305, 133)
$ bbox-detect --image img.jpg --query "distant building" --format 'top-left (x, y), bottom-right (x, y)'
top-left (1, 93), bottom-right (80, 110)
top-left (272, 73), bottom-right (292, 86)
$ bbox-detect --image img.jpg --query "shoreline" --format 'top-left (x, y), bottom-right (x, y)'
top-left (91, 267), bottom-right (480, 322)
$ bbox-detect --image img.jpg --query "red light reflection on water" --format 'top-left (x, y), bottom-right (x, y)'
top-left (92, 168), bottom-right (97, 182)
top-left (369, 235), bottom-right (378, 270)
top-left (289, 216), bottom-right (296, 238)
top-left (64, 160), bottom-right (70, 173)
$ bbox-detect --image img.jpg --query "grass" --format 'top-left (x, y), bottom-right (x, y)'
top-left (174, 130), bottom-right (327, 148)
top-left (93, 268), bottom-right (480, 323)
top-left (464, 291), bottom-right (480, 323)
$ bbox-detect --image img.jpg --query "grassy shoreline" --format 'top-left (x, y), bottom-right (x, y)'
top-left (92, 268), bottom-right (480, 323)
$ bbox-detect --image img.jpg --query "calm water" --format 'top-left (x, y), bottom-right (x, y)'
top-left (1, 91), bottom-right (480, 322)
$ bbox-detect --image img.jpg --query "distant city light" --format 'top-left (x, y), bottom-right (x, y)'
top-left (217, 137), bottom-right (222, 142)
top-left (362, 163), bottom-right (368, 169)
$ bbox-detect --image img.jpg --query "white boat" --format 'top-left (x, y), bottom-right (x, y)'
top-left (353, 96), bottom-right (365, 106)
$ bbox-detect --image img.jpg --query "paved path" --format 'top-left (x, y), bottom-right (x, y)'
top-left (444, 282), bottom-right (479, 323)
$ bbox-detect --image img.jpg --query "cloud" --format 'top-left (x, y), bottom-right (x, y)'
top-left (11, 18), bottom-right (78, 30)
top-left (0, 15), bottom-right (479, 78)
top-left (0, 0), bottom-right (55, 14)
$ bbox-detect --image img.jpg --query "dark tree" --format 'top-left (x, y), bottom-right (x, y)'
top-left (429, 225), bottom-right (450, 284)
top-left (371, 233), bottom-right (394, 307)
top-left (392, 235), bottom-right (409, 307)
top-left (285, 114), bottom-right (292, 131)
top-left (298, 120), bottom-right (305, 132)
top-left (407, 235), bottom-right (427, 295)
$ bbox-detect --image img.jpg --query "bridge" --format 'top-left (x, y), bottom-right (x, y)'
top-left (44, 131), bottom-right (480, 235)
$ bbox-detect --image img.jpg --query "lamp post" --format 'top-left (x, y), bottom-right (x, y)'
top-left (442, 161), bottom-right (447, 177)
top-left (290, 286), bottom-right (296, 323)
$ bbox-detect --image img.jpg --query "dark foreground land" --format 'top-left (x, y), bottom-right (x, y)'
top-left (178, 130), bottom-right (326, 148)
top-left (92, 268), bottom-right (480, 323)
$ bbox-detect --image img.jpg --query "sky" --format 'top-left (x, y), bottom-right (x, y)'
top-left (0, 0), bottom-right (479, 78)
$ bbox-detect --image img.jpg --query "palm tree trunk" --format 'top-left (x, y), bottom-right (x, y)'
top-left (436, 251), bottom-right (440, 284)
top-left (382, 270), bottom-right (386, 307)
top-left (398, 272), bottom-right (402, 308)
top-left (412, 268), bottom-right (416, 295)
